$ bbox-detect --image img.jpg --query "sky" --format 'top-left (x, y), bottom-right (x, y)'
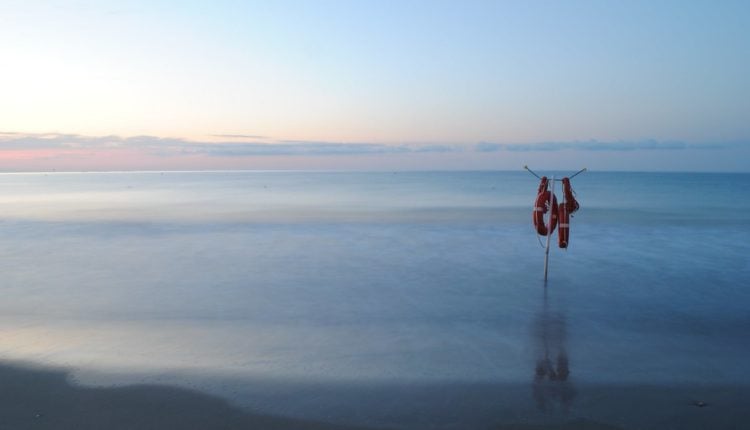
top-left (1, 0), bottom-right (748, 172)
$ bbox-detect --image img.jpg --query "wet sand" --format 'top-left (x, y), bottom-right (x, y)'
top-left (0, 361), bottom-right (382, 430)
top-left (2, 360), bottom-right (749, 429)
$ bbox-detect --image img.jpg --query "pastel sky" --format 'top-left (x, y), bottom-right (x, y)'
top-left (1, 0), bottom-right (748, 171)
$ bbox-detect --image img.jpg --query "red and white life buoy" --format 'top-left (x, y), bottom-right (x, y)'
top-left (533, 176), bottom-right (558, 236)
top-left (558, 202), bottom-right (570, 248)
top-left (557, 177), bottom-right (579, 248)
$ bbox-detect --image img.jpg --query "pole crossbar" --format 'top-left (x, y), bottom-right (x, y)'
top-left (569, 167), bottom-right (587, 179)
top-left (523, 165), bottom-right (542, 179)
top-left (524, 165), bottom-right (587, 180)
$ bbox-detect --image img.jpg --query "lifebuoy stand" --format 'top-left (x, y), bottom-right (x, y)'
top-left (524, 166), bottom-right (586, 283)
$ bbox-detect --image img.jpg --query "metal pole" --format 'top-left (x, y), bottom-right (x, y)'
top-left (543, 175), bottom-right (555, 282)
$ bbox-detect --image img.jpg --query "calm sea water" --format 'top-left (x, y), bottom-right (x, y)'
top-left (1, 171), bottom-right (749, 428)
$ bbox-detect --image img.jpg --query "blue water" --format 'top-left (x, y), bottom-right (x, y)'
top-left (0, 171), bottom-right (748, 428)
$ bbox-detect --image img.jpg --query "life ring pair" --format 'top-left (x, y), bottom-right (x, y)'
top-left (533, 177), bottom-right (579, 248)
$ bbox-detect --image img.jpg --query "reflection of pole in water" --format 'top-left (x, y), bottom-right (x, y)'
top-left (532, 287), bottom-right (575, 412)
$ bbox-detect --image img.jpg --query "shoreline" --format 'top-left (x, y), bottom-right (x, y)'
top-left (2, 360), bottom-right (748, 429)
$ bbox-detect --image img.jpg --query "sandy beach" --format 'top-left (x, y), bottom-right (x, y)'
top-left (0, 360), bottom-right (387, 430)
top-left (3, 359), bottom-right (749, 429)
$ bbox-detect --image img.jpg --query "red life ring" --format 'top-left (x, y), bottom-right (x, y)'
top-left (533, 177), bottom-right (558, 236)
top-left (560, 177), bottom-right (579, 214)
top-left (557, 177), bottom-right (578, 248)
top-left (558, 202), bottom-right (570, 248)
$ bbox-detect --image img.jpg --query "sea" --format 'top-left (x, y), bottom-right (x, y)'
top-left (1, 170), bottom-right (749, 429)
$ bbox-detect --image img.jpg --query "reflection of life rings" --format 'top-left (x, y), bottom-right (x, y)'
top-left (533, 177), bottom-right (558, 236)
top-left (557, 177), bottom-right (579, 248)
